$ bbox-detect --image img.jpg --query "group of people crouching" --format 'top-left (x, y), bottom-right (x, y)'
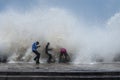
top-left (32, 41), bottom-right (70, 64)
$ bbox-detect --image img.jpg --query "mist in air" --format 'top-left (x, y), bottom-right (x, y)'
top-left (0, 2), bottom-right (120, 63)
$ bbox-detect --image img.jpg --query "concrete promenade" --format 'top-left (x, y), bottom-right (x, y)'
top-left (0, 62), bottom-right (120, 80)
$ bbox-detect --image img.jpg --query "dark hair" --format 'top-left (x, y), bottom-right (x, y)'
top-left (36, 41), bottom-right (39, 45)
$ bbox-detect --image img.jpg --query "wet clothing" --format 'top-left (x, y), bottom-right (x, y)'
top-left (32, 42), bottom-right (39, 51)
top-left (59, 48), bottom-right (69, 63)
top-left (60, 48), bottom-right (67, 53)
top-left (32, 42), bottom-right (40, 64)
top-left (33, 50), bottom-right (40, 64)
top-left (45, 43), bottom-right (53, 63)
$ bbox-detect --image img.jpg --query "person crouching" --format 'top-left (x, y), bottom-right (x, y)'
top-left (59, 48), bottom-right (70, 63)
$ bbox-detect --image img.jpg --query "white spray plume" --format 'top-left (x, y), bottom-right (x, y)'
top-left (74, 12), bottom-right (120, 64)
top-left (0, 6), bottom-right (120, 64)
top-left (0, 7), bottom-right (77, 62)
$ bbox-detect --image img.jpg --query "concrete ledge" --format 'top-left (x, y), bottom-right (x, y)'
top-left (0, 63), bottom-right (120, 80)
top-left (0, 71), bottom-right (120, 80)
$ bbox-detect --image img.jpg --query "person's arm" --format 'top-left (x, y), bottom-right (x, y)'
top-left (38, 45), bottom-right (40, 47)
top-left (48, 48), bottom-right (52, 50)
top-left (37, 45), bottom-right (40, 48)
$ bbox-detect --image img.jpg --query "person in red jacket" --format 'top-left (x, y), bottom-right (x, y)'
top-left (59, 48), bottom-right (70, 63)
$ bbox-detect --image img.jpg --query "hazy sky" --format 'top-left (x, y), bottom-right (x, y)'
top-left (0, 0), bottom-right (120, 24)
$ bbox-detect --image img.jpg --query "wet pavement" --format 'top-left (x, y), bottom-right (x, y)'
top-left (0, 62), bottom-right (120, 72)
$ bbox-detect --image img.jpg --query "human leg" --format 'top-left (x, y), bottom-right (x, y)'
top-left (46, 53), bottom-right (52, 63)
top-left (59, 53), bottom-right (63, 63)
top-left (33, 50), bottom-right (40, 64)
top-left (64, 53), bottom-right (70, 62)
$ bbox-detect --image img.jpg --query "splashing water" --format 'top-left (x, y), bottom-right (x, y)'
top-left (0, 6), bottom-right (120, 64)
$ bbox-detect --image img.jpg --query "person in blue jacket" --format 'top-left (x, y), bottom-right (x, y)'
top-left (32, 41), bottom-right (40, 64)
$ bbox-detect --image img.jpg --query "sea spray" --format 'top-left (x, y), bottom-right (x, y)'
top-left (0, 6), bottom-right (120, 64)
top-left (0, 8), bottom-right (77, 63)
